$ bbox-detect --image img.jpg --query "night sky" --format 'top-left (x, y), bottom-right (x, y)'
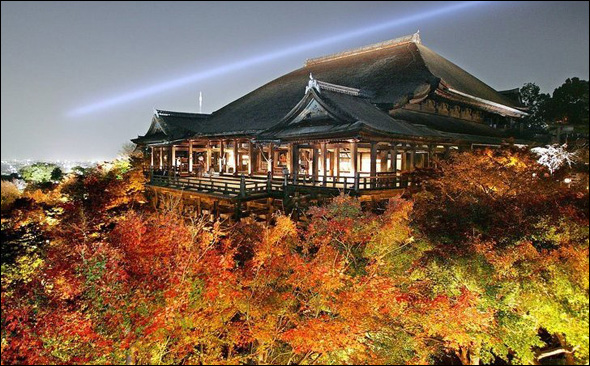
top-left (1, 1), bottom-right (588, 161)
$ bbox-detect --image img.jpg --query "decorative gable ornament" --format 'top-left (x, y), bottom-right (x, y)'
top-left (305, 73), bottom-right (320, 94)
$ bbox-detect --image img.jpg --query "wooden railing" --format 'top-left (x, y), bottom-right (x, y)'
top-left (282, 172), bottom-right (410, 191)
top-left (149, 169), bottom-right (410, 198)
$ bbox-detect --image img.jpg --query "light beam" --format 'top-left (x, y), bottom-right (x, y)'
top-left (68, 1), bottom-right (492, 117)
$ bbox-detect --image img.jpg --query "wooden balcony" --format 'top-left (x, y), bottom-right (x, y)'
top-left (147, 169), bottom-right (411, 200)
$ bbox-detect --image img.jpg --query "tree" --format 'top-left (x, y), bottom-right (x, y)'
top-left (520, 82), bottom-right (551, 130)
top-left (550, 77), bottom-right (589, 127)
top-left (19, 162), bottom-right (63, 185)
top-left (2, 153), bottom-right (588, 365)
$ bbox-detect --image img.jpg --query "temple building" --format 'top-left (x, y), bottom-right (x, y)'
top-left (132, 32), bottom-right (528, 219)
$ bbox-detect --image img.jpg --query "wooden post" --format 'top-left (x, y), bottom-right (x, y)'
top-left (334, 145), bottom-right (340, 179)
top-left (240, 174), bottom-right (246, 197)
top-left (370, 142), bottom-right (377, 177)
top-left (350, 141), bottom-right (358, 177)
top-left (233, 139), bottom-right (239, 176)
top-left (150, 146), bottom-right (154, 168)
top-left (266, 171), bottom-right (272, 193)
top-left (444, 145), bottom-right (451, 159)
top-left (409, 145), bottom-right (416, 171)
top-left (321, 142), bottom-right (327, 185)
top-left (188, 140), bottom-right (193, 174)
top-left (268, 142), bottom-right (274, 176)
top-left (290, 143), bottom-right (298, 177)
top-left (220, 140), bottom-right (225, 174)
top-left (167, 146), bottom-right (173, 176)
top-left (287, 143), bottom-right (293, 175)
top-left (248, 140), bottom-right (254, 175)
top-left (391, 144), bottom-right (398, 173)
top-left (206, 141), bottom-right (212, 173)
top-left (213, 201), bottom-right (219, 221)
top-left (379, 150), bottom-right (388, 173)
top-left (159, 146), bottom-right (163, 170)
top-left (171, 145), bottom-right (177, 174)
top-left (312, 144), bottom-right (319, 181)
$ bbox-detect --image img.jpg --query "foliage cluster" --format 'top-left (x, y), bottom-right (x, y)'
top-left (1, 149), bottom-right (588, 365)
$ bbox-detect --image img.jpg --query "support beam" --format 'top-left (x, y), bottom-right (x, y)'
top-left (444, 145), bottom-right (451, 159)
top-left (409, 145), bottom-right (415, 171)
top-left (287, 143), bottom-right (293, 175)
top-left (391, 144), bottom-right (398, 174)
top-left (401, 146), bottom-right (407, 172)
top-left (428, 145), bottom-right (435, 168)
top-left (188, 140), bottom-right (194, 173)
top-left (379, 150), bottom-right (388, 173)
top-left (171, 145), bottom-right (177, 173)
top-left (334, 145), bottom-right (340, 178)
top-left (321, 142), bottom-right (327, 184)
top-left (248, 140), bottom-right (254, 175)
top-left (206, 141), bottom-right (212, 173)
top-left (350, 141), bottom-right (358, 176)
top-left (233, 139), bottom-right (239, 176)
top-left (291, 144), bottom-right (298, 176)
top-left (220, 140), bottom-right (225, 174)
top-left (311, 144), bottom-right (319, 181)
top-left (268, 142), bottom-right (274, 175)
top-left (370, 142), bottom-right (378, 177)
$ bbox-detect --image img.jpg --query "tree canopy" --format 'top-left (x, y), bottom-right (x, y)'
top-left (1, 149), bottom-right (588, 365)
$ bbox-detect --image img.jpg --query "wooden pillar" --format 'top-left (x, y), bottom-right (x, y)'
top-left (268, 142), bottom-right (274, 175)
top-left (206, 141), bottom-right (212, 173)
top-left (321, 142), bottom-right (327, 181)
top-left (233, 139), bottom-right (239, 176)
top-left (401, 146), bottom-right (407, 172)
top-left (287, 143), bottom-right (293, 175)
top-left (166, 146), bottom-right (172, 174)
top-left (379, 150), bottom-right (388, 173)
top-left (444, 145), bottom-right (451, 159)
top-left (334, 145), bottom-right (340, 178)
top-left (188, 140), bottom-right (194, 173)
top-left (350, 141), bottom-right (358, 176)
top-left (290, 143), bottom-right (298, 176)
top-left (370, 142), bottom-right (377, 177)
top-left (159, 146), bottom-right (163, 169)
top-left (150, 146), bottom-right (154, 168)
top-left (171, 145), bottom-right (177, 173)
top-left (409, 145), bottom-right (416, 171)
top-left (391, 144), bottom-right (398, 173)
top-left (220, 140), bottom-right (225, 174)
top-left (311, 144), bottom-right (319, 180)
top-left (248, 140), bottom-right (254, 175)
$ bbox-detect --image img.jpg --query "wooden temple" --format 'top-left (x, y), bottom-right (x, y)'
top-left (132, 32), bottom-right (529, 220)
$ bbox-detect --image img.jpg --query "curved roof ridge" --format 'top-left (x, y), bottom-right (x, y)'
top-left (305, 32), bottom-right (421, 66)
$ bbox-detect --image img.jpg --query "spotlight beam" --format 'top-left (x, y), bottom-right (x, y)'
top-left (68, 1), bottom-right (491, 117)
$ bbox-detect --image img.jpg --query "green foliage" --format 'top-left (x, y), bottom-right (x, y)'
top-left (550, 77), bottom-right (589, 127)
top-left (19, 162), bottom-right (63, 185)
top-left (520, 82), bottom-right (551, 130)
